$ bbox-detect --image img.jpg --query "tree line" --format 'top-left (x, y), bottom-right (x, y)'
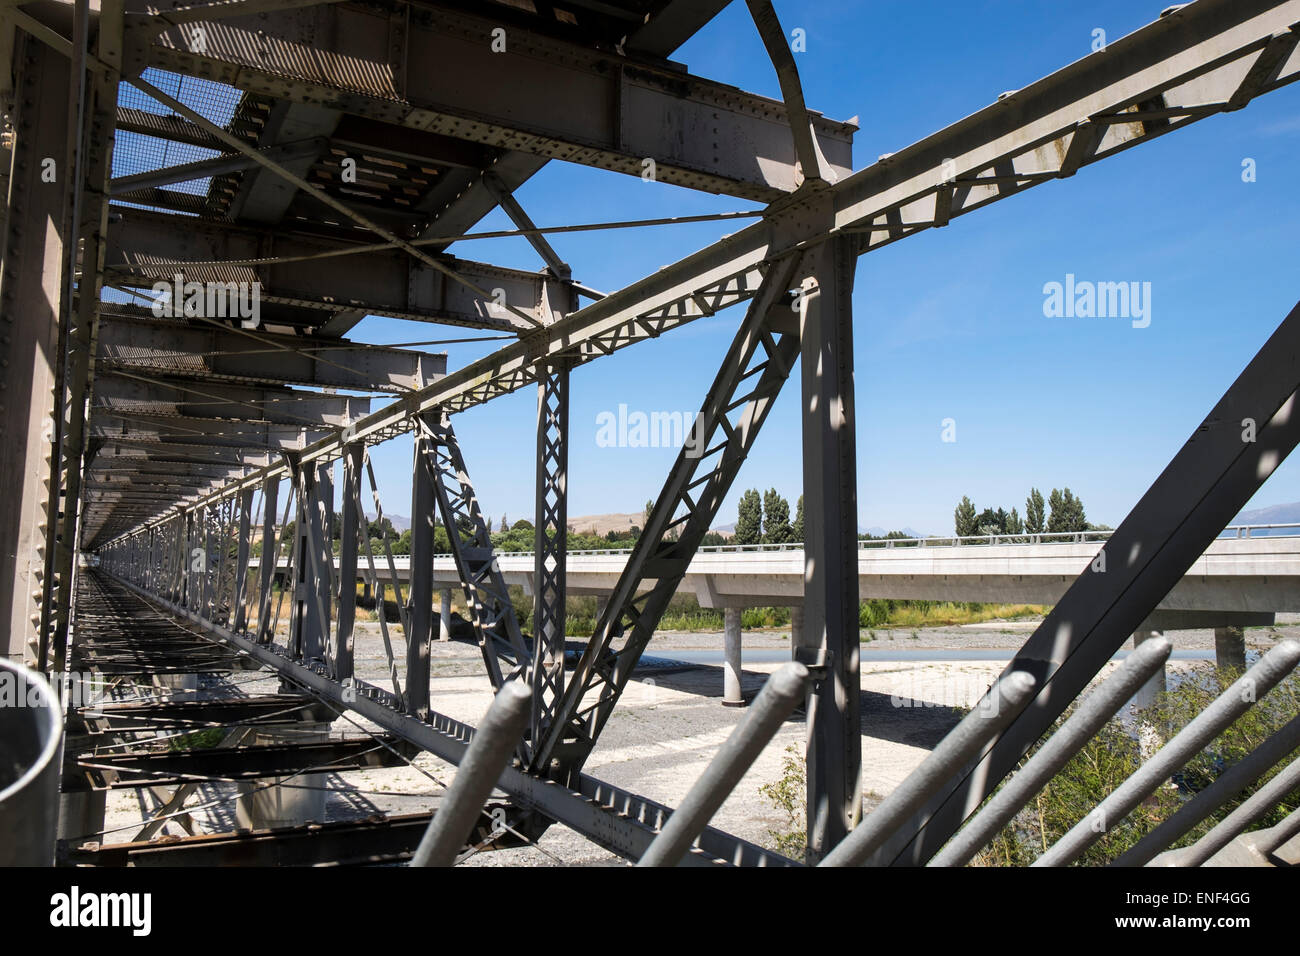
top-left (953, 487), bottom-right (1109, 537)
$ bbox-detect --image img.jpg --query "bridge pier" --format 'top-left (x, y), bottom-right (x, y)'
top-left (790, 605), bottom-right (803, 660)
top-left (723, 607), bottom-right (744, 706)
top-left (1215, 626), bottom-right (1246, 671)
top-left (1131, 629), bottom-right (1167, 709)
top-left (235, 720), bottom-right (331, 829)
top-left (439, 588), bottom-right (453, 643)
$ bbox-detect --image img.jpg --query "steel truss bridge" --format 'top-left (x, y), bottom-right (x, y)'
top-left (3, 0), bottom-right (1300, 867)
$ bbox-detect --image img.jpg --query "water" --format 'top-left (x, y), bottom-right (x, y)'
top-left (652, 648), bottom-right (1217, 666)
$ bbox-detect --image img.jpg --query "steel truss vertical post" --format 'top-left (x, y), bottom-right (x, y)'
top-left (256, 477), bottom-right (280, 642)
top-left (418, 413), bottom-right (530, 693)
top-left (536, 255), bottom-right (804, 776)
top-left (332, 443), bottom-right (362, 682)
top-left (407, 419), bottom-right (437, 721)
top-left (532, 359), bottom-right (570, 750)
top-left (0, 36), bottom-right (70, 666)
top-left (291, 462), bottom-right (332, 662)
top-left (797, 235), bottom-right (862, 862)
top-left (233, 487), bottom-right (254, 632)
top-left (47, 0), bottom-right (121, 676)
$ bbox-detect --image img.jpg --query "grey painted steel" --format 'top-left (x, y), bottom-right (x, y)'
top-left (639, 662), bottom-right (811, 867)
top-left (96, 312), bottom-right (445, 393)
top-left (105, 573), bottom-right (794, 866)
top-left (535, 255), bottom-right (805, 777)
top-left (0, 38), bottom-right (68, 666)
top-left (116, 0), bottom-right (1300, 531)
top-left (411, 680), bottom-right (532, 867)
top-left (406, 422), bottom-right (436, 721)
top-left (930, 637), bottom-right (1174, 867)
top-left (819, 670), bottom-right (1038, 867)
top-left (1115, 712), bottom-right (1300, 867)
top-left (0, 660), bottom-right (63, 865)
top-left (799, 235), bottom-right (862, 859)
top-left (256, 479), bottom-right (280, 643)
top-left (105, 208), bottom-right (550, 332)
top-left (876, 299), bottom-right (1300, 866)
top-left (1034, 640), bottom-right (1300, 867)
top-left (333, 444), bottom-right (362, 681)
top-left (232, 487), bottom-right (254, 632)
top-left (532, 360), bottom-right (570, 750)
top-left (137, 2), bottom-right (856, 200)
top-left (1157, 755), bottom-right (1300, 866)
top-left (421, 414), bottom-right (530, 693)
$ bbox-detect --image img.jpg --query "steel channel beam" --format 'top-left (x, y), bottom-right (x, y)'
top-left (129, 2), bottom-right (856, 200)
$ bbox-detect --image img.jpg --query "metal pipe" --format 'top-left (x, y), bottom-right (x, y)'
top-left (410, 679), bottom-right (531, 866)
top-left (819, 670), bottom-right (1038, 867)
top-left (639, 662), bottom-right (810, 867)
top-left (1034, 639), bottom-right (1300, 866)
top-left (932, 636), bottom-right (1173, 867)
top-left (1157, 754), bottom-right (1300, 866)
top-left (0, 660), bottom-right (63, 865)
top-left (1114, 712), bottom-right (1300, 867)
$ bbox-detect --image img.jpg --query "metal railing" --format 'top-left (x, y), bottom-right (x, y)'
top-left (483, 522), bottom-right (1300, 558)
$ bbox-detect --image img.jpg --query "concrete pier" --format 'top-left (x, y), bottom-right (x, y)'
top-left (235, 721), bottom-right (330, 829)
top-left (723, 607), bottom-right (743, 706)
top-left (1131, 630), bottom-right (1167, 709)
top-left (1214, 625), bottom-right (1246, 671)
top-left (439, 588), bottom-right (453, 642)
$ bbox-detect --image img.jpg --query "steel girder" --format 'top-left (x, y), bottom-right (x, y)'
top-left (95, 310), bottom-right (446, 391)
top-left (536, 254), bottom-right (804, 776)
top-left (870, 297), bottom-right (1300, 865)
top-left (149, 0), bottom-right (1300, 526)
top-left (127, 1), bottom-right (856, 201)
top-left (105, 208), bottom-right (553, 333)
top-left (100, 572), bottom-right (794, 867)
top-left (420, 413), bottom-right (531, 693)
top-left (0, 36), bottom-right (70, 665)
top-left (92, 375), bottom-right (371, 426)
top-left (531, 360), bottom-right (570, 755)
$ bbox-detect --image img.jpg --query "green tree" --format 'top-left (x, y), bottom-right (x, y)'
top-left (1025, 488), bottom-right (1046, 535)
top-left (644, 498), bottom-right (655, 526)
top-left (792, 494), bottom-right (804, 543)
top-left (1005, 507), bottom-right (1024, 535)
top-left (1046, 487), bottom-right (1087, 533)
top-left (762, 488), bottom-right (793, 543)
top-left (954, 496), bottom-right (978, 537)
top-left (736, 489), bottom-right (762, 545)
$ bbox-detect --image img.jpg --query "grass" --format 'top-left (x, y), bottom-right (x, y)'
top-left (861, 599), bottom-right (1046, 631)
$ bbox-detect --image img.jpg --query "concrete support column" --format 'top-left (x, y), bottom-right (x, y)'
top-left (790, 605), bottom-right (803, 660)
top-left (723, 606), bottom-right (744, 706)
top-left (797, 235), bottom-right (862, 860)
top-left (1214, 626), bottom-right (1246, 672)
top-left (1131, 630), bottom-right (1167, 709)
top-left (235, 721), bottom-right (329, 829)
top-left (439, 588), bottom-right (453, 642)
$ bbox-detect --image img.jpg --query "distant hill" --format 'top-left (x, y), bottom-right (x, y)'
top-left (1234, 501), bottom-right (1300, 529)
top-left (566, 512), bottom-right (645, 536)
top-left (364, 511), bottom-right (410, 532)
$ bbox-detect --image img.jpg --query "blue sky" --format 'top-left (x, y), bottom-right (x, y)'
top-left (352, 0), bottom-right (1300, 536)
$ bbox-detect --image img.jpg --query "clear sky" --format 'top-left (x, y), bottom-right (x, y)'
top-left (351, 0), bottom-right (1300, 536)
